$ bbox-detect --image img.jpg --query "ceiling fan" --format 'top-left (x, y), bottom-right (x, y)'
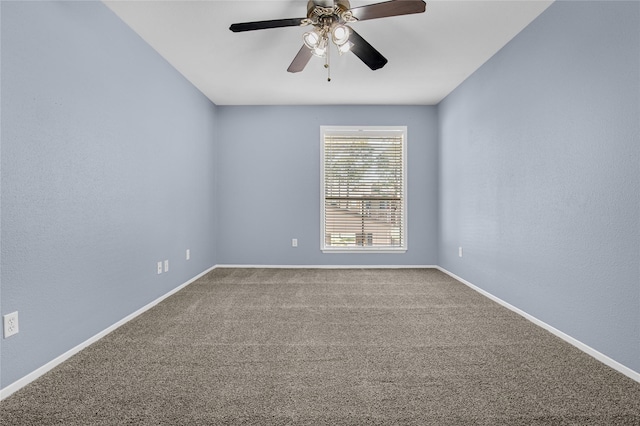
top-left (230, 0), bottom-right (427, 80)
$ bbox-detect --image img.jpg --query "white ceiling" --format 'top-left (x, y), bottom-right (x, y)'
top-left (103, 0), bottom-right (553, 105)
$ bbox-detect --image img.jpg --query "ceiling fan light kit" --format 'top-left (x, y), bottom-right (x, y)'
top-left (229, 0), bottom-right (427, 80)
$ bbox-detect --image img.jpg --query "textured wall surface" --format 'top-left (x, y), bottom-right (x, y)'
top-left (216, 105), bottom-right (439, 266)
top-left (1, 1), bottom-right (218, 388)
top-left (438, 1), bottom-right (639, 371)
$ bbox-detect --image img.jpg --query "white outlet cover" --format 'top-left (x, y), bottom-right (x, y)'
top-left (3, 311), bottom-right (19, 338)
top-left (157, 261), bottom-right (163, 274)
top-left (164, 260), bottom-right (169, 272)
top-left (186, 249), bottom-right (190, 260)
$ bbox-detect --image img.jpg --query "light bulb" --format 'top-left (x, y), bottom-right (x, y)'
top-left (337, 41), bottom-right (353, 55)
top-left (311, 35), bottom-right (328, 57)
top-left (331, 25), bottom-right (350, 46)
top-left (303, 30), bottom-right (321, 49)
top-left (313, 47), bottom-right (327, 57)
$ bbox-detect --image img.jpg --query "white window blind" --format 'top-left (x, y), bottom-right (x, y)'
top-left (321, 126), bottom-right (407, 252)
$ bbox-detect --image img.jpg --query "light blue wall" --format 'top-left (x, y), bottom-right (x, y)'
top-left (438, 1), bottom-right (640, 371)
top-left (216, 105), bottom-right (439, 266)
top-left (1, 1), bottom-right (218, 388)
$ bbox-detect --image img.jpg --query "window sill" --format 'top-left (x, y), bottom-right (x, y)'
top-left (322, 248), bottom-right (407, 254)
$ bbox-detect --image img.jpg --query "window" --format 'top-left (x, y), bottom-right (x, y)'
top-left (321, 126), bottom-right (407, 252)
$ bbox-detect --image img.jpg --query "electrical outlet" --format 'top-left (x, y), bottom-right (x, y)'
top-left (164, 260), bottom-right (169, 272)
top-left (458, 247), bottom-right (463, 258)
top-left (3, 311), bottom-right (19, 338)
top-left (157, 261), bottom-right (163, 274)
top-left (292, 238), bottom-right (298, 247)
top-left (186, 249), bottom-right (190, 260)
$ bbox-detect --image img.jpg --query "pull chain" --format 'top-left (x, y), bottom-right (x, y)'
top-left (325, 41), bottom-right (331, 82)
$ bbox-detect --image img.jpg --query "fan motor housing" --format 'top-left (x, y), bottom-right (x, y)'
top-left (307, 0), bottom-right (351, 23)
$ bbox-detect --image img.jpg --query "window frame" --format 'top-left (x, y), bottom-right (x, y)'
top-left (320, 125), bottom-right (408, 254)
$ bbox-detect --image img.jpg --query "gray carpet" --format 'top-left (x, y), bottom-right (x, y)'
top-left (2, 268), bottom-right (640, 425)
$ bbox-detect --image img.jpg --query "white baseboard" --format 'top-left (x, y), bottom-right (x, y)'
top-left (215, 264), bottom-right (437, 269)
top-left (435, 266), bottom-right (640, 384)
top-left (0, 265), bottom-right (217, 401)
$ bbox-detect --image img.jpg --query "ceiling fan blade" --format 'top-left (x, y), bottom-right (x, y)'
top-left (229, 17), bottom-right (306, 32)
top-left (349, 0), bottom-right (426, 22)
top-left (348, 29), bottom-right (388, 70)
top-left (287, 45), bottom-right (313, 73)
